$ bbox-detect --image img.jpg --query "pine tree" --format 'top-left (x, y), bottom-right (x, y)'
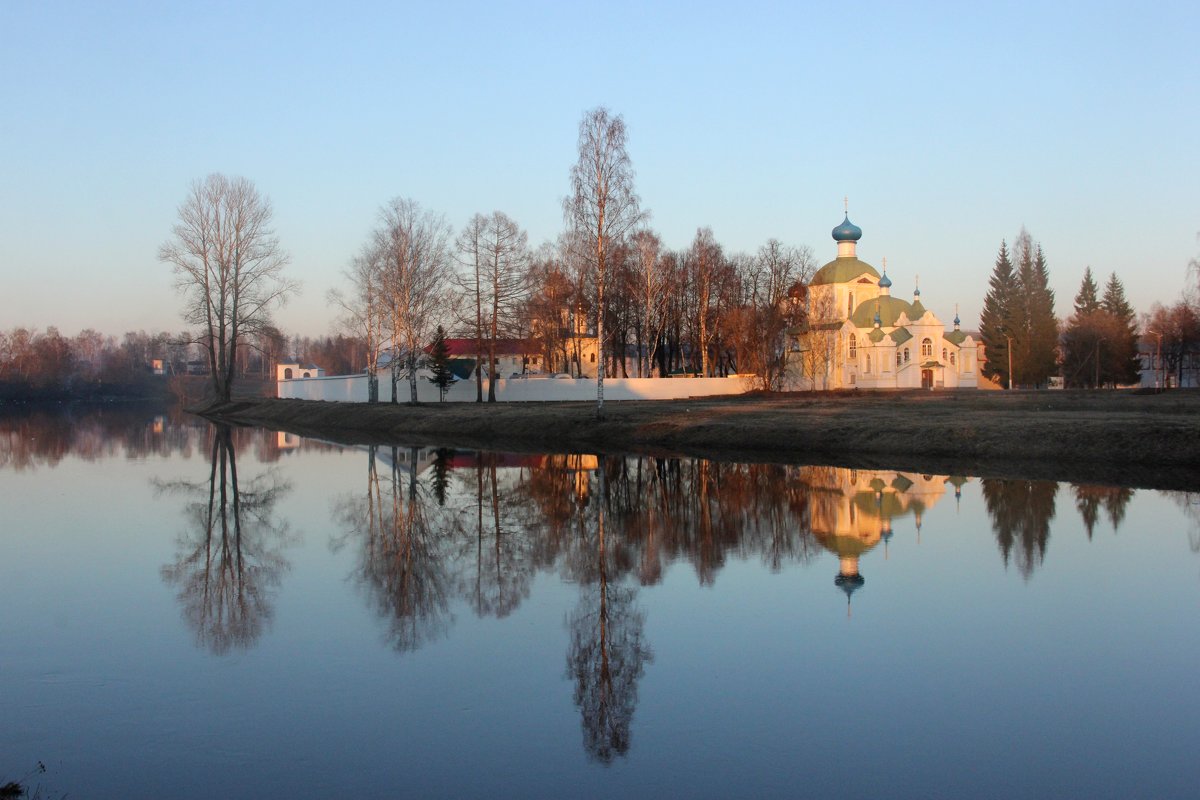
top-left (1101, 273), bottom-right (1140, 385)
top-left (1062, 270), bottom-right (1108, 387)
top-left (979, 240), bottom-right (1015, 387)
top-left (1024, 244), bottom-right (1059, 387)
top-left (1073, 266), bottom-right (1100, 316)
top-left (427, 325), bottom-right (454, 401)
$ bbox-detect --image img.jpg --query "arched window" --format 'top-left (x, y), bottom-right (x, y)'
top-left (849, 333), bottom-right (857, 359)
top-left (896, 352), bottom-right (902, 366)
top-left (950, 352), bottom-right (956, 366)
top-left (847, 291), bottom-right (855, 317)
top-left (922, 338), bottom-right (933, 358)
top-left (904, 347), bottom-right (910, 363)
top-left (284, 368), bottom-right (293, 379)
top-left (302, 371), bottom-right (311, 378)
top-left (866, 353), bottom-right (872, 373)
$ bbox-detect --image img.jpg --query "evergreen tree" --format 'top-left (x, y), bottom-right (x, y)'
top-left (1005, 231), bottom-right (1058, 388)
top-left (979, 240), bottom-right (1015, 387)
top-left (1101, 273), bottom-right (1140, 385)
top-left (427, 325), bottom-right (454, 401)
top-left (1073, 266), bottom-right (1100, 316)
top-left (1062, 270), bottom-right (1109, 387)
top-left (1024, 244), bottom-right (1059, 386)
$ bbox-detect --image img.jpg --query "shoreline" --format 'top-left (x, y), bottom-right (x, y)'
top-left (195, 390), bottom-right (1200, 491)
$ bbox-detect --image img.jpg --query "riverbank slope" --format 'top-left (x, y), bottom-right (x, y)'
top-left (197, 390), bottom-right (1200, 490)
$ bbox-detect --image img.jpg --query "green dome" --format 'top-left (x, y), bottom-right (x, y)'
top-left (811, 257), bottom-right (880, 286)
top-left (850, 295), bottom-right (914, 327)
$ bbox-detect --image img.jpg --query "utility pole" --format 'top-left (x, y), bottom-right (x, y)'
top-left (1004, 334), bottom-right (1013, 390)
top-left (1149, 329), bottom-right (1164, 390)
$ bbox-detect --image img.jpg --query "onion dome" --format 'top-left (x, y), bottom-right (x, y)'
top-left (832, 215), bottom-right (863, 242)
top-left (873, 307), bottom-right (882, 328)
top-left (913, 285), bottom-right (921, 297)
top-left (836, 572), bottom-right (865, 600)
top-left (878, 271), bottom-right (892, 289)
top-left (954, 309), bottom-right (961, 329)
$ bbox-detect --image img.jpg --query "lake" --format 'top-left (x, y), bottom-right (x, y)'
top-left (2, 406), bottom-right (1198, 799)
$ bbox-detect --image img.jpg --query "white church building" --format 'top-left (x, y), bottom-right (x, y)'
top-left (788, 213), bottom-right (978, 390)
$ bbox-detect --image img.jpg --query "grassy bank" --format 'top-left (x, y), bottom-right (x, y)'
top-left (196, 390), bottom-right (1200, 490)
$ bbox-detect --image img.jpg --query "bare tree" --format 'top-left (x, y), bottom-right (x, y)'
top-left (631, 229), bottom-right (667, 377)
top-left (687, 227), bottom-right (724, 376)
top-left (462, 212), bottom-right (530, 401)
top-left (374, 198), bottom-right (452, 404)
top-left (455, 214), bottom-right (489, 402)
top-left (735, 240), bottom-right (815, 389)
top-left (159, 174), bottom-right (297, 402)
top-left (330, 244), bottom-right (387, 402)
top-left (565, 108), bottom-right (644, 418)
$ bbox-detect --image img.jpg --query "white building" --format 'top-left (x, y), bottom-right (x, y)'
top-left (276, 362), bottom-right (325, 381)
top-left (789, 213), bottom-right (978, 390)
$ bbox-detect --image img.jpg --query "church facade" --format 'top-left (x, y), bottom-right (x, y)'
top-left (787, 214), bottom-right (978, 390)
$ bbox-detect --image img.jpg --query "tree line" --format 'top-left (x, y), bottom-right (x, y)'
top-left (979, 228), bottom-right (1196, 389)
top-left (324, 108), bottom-right (815, 411)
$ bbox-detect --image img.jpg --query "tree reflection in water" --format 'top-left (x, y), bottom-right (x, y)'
top-left (1073, 484), bottom-right (1134, 539)
top-left (323, 444), bottom-right (1195, 758)
top-left (332, 445), bottom-right (454, 653)
top-left (981, 479), bottom-right (1058, 579)
top-left (565, 467), bottom-right (652, 763)
top-left (158, 425), bottom-right (293, 654)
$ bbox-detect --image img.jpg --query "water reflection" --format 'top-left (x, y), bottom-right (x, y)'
top-left (332, 446), bottom-right (456, 652)
top-left (1073, 484), bottom-right (1134, 538)
top-left (157, 425), bottom-right (294, 654)
top-left (981, 479), bottom-right (1058, 579)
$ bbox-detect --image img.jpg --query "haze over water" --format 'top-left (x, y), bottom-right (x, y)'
top-left (2, 407), bottom-right (1198, 798)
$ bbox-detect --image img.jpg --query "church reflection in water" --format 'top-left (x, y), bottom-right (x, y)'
top-left (803, 468), bottom-right (968, 609)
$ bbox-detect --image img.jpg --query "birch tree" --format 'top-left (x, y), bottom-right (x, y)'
top-left (565, 108), bottom-right (643, 419)
top-left (375, 198), bottom-right (452, 404)
top-left (159, 174), bottom-right (297, 402)
top-left (455, 214), bottom-right (489, 402)
top-left (631, 229), bottom-right (667, 377)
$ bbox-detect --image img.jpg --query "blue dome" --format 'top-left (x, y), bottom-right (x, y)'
top-left (954, 311), bottom-right (961, 326)
top-left (832, 215), bottom-right (863, 242)
top-left (878, 271), bottom-right (892, 288)
top-left (913, 285), bottom-right (921, 297)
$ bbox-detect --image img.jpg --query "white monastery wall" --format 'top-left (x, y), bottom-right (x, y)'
top-left (278, 374), bottom-right (753, 403)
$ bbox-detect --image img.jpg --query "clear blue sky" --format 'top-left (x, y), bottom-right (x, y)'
top-left (2, 0), bottom-right (1197, 337)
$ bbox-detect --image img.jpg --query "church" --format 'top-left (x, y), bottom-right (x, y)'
top-left (788, 211), bottom-right (978, 390)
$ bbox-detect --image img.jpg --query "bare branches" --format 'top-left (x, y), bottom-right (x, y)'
top-left (159, 174), bottom-right (297, 402)
top-left (565, 107), bottom-right (644, 418)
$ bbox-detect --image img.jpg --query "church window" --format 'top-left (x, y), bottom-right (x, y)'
top-left (950, 352), bottom-right (956, 366)
top-left (284, 368), bottom-right (293, 379)
top-left (848, 292), bottom-right (855, 317)
top-left (866, 353), bottom-right (872, 373)
top-left (849, 333), bottom-right (857, 359)
top-left (922, 338), bottom-right (933, 358)
top-left (904, 347), bottom-right (910, 363)
top-left (942, 348), bottom-right (947, 362)
top-left (896, 352), bottom-right (902, 366)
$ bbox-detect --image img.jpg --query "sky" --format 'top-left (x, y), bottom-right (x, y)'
top-left (2, 0), bottom-right (1197, 338)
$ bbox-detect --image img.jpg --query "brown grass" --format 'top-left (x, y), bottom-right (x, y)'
top-left (198, 389), bottom-right (1200, 490)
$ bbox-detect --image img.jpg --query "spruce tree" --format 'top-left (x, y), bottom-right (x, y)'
top-left (427, 325), bottom-right (454, 401)
top-left (1101, 273), bottom-right (1140, 385)
top-left (1062, 270), bottom-right (1106, 387)
top-left (979, 240), bottom-right (1015, 387)
top-left (1025, 245), bottom-right (1059, 387)
top-left (1073, 266), bottom-right (1100, 316)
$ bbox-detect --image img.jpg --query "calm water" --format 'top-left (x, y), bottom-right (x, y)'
top-left (2, 407), bottom-right (1199, 799)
